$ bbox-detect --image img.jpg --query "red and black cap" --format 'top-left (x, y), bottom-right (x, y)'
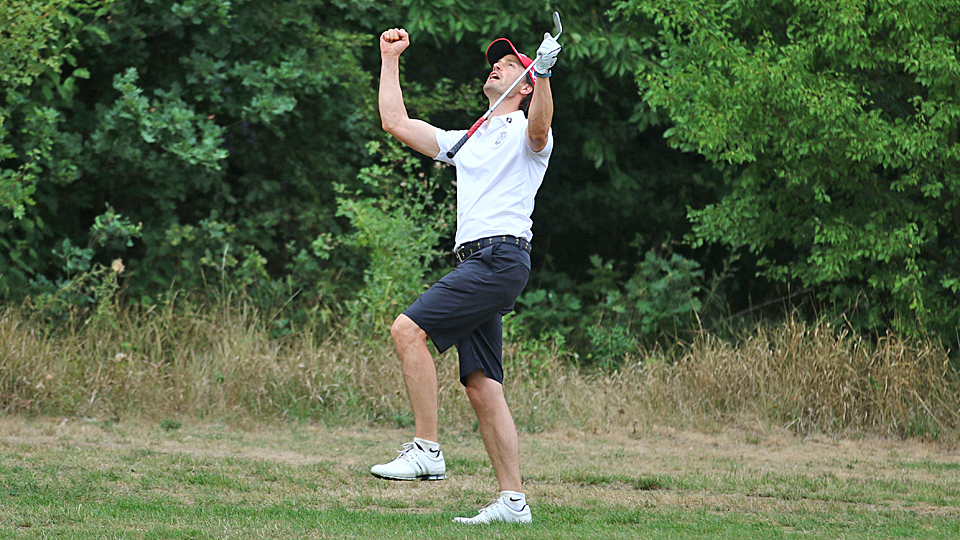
top-left (485, 38), bottom-right (536, 85)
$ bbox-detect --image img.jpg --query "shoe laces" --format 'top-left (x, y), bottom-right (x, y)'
top-left (477, 499), bottom-right (502, 515)
top-left (396, 441), bottom-right (419, 461)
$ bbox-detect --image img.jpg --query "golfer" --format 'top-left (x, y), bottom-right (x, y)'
top-left (372, 27), bottom-right (561, 524)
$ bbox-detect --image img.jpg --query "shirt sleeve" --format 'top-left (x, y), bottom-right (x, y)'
top-left (434, 127), bottom-right (467, 165)
top-left (525, 127), bottom-right (554, 162)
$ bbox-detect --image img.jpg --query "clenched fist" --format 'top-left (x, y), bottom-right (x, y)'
top-left (380, 28), bottom-right (410, 58)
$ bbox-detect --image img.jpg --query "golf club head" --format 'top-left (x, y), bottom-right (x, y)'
top-left (553, 12), bottom-right (562, 39)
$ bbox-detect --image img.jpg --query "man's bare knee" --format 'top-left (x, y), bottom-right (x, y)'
top-left (464, 371), bottom-right (502, 405)
top-left (391, 314), bottom-right (426, 346)
top-left (464, 382), bottom-right (482, 404)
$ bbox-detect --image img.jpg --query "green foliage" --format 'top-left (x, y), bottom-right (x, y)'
top-left (628, 250), bottom-right (704, 335)
top-left (504, 314), bottom-right (570, 380)
top-left (2, 0), bottom-right (505, 327)
top-left (6, 0), bottom-right (956, 358)
top-left (512, 288), bottom-right (583, 338)
top-left (26, 206), bottom-right (140, 324)
top-left (160, 419), bottom-right (182, 432)
top-left (89, 205), bottom-right (143, 251)
top-left (584, 324), bottom-right (636, 370)
top-left (160, 216), bottom-right (270, 293)
top-left (93, 67), bottom-right (228, 170)
top-left (512, 243), bottom-right (704, 368)
top-left (619, 0), bottom-right (960, 341)
top-left (1, 1), bottom-right (389, 308)
top-left (0, 0), bottom-right (112, 218)
top-left (582, 246), bottom-right (704, 366)
top-left (336, 140), bottom-right (454, 329)
top-left (1, 0), bottom-right (721, 342)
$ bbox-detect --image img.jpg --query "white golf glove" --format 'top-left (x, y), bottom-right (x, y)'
top-left (533, 32), bottom-right (561, 76)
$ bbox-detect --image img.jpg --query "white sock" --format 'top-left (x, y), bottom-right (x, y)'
top-left (501, 490), bottom-right (526, 511)
top-left (414, 437), bottom-right (440, 454)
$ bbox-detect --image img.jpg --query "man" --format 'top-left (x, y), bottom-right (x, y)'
top-left (372, 26), bottom-right (561, 525)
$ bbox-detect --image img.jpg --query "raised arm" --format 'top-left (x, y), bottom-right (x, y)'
top-left (379, 28), bottom-right (441, 158)
top-left (526, 76), bottom-right (553, 152)
top-left (526, 33), bottom-right (561, 153)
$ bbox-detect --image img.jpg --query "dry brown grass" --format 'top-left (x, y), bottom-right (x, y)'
top-left (500, 316), bottom-right (960, 442)
top-left (0, 301), bottom-right (402, 422)
top-left (585, 317), bottom-right (960, 440)
top-left (1, 303), bottom-right (958, 442)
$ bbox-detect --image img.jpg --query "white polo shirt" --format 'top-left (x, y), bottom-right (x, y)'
top-left (435, 110), bottom-right (553, 250)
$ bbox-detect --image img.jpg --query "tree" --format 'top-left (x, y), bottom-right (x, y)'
top-left (2, 1), bottom-right (728, 323)
top-left (1, 1), bottom-right (113, 286)
top-left (617, 0), bottom-right (960, 340)
top-left (1, 0), bottom-right (400, 307)
top-left (2, 0), bottom-right (739, 347)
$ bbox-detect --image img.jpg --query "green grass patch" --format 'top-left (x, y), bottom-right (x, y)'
top-left (2, 419), bottom-right (959, 539)
top-left (900, 459), bottom-right (960, 473)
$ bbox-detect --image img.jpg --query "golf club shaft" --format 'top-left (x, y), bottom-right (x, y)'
top-left (446, 12), bottom-right (561, 159)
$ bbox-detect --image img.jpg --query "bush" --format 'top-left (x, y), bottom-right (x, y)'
top-left (510, 243), bottom-right (705, 368)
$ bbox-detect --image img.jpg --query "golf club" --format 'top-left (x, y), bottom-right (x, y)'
top-left (445, 12), bottom-right (562, 159)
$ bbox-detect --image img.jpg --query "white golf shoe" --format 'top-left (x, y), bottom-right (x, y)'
top-left (370, 439), bottom-right (446, 481)
top-left (453, 495), bottom-right (533, 524)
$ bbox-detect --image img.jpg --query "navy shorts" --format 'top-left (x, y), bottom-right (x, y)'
top-left (403, 242), bottom-right (531, 385)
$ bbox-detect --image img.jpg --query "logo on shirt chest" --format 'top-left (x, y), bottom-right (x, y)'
top-left (495, 131), bottom-right (508, 146)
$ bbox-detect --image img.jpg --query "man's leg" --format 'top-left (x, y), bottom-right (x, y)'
top-left (454, 368), bottom-right (531, 524)
top-left (463, 370), bottom-right (522, 492)
top-left (369, 314), bottom-right (446, 481)
top-left (391, 313), bottom-right (438, 443)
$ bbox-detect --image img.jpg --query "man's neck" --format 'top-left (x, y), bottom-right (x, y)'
top-left (488, 101), bottom-right (520, 118)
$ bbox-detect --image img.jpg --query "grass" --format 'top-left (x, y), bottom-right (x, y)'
top-left (1, 417), bottom-right (959, 539)
top-left (2, 302), bottom-right (958, 442)
top-left (2, 299), bottom-right (960, 537)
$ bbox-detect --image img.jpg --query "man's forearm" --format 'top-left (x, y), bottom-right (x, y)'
top-left (527, 77), bottom-right (553, 151)
top-left (379, 56), bottom-right (407, 133)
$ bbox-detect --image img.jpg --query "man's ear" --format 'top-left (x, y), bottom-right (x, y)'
top-left (520, 82), bottom-right (534, 96)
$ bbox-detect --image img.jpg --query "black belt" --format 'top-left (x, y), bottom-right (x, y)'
top-left (455, 235), bottom-right (531, 263)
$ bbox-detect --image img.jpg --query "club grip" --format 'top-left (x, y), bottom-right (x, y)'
top-left (446, 116), bottom-right (486, 159)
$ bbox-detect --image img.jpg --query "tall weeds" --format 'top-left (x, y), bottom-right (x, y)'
top-left (1, 303), bottom-right (957, 441)
top-left (0, 300), bottom-right (397, 423)
top-left (632, 318), bottom-right (960, 439)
